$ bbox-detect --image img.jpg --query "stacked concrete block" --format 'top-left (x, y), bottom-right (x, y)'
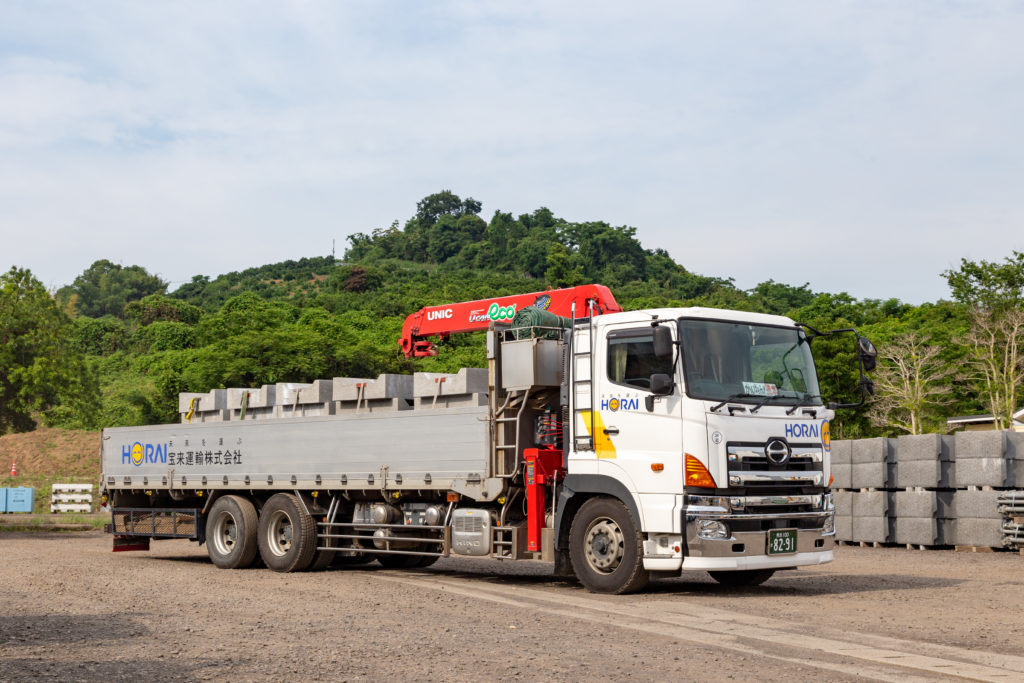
top-left (951, 489), bottom-right (1004, 547)
top-left (851, 438), bottom-right (896, 489)
top-left (178, 389), bottom-right (229, 423)
top-left (413, 368), bottom-right (489, 409)
top-left (833, 489), bottom-right (853, 542)
top-left (227, 385), bottom-right (277, 420)
top-left (896, 433), bottom-right (955, 489)
top-left (954, 431), bottom-right (1010, 488)
top-left (1007, 433), bottom-right (1024, 488)
top-left (830, 439), bottom-right (853, 490)
top-left (333, 374), bottom-right (414, 414)
top-left (894, 489), bottom-right (954, 546)
top-left (851, 490), bottom-right (894, 543)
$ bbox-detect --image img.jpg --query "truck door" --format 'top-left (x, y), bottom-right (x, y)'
top-left (594, 325), bottom-right (683, 498)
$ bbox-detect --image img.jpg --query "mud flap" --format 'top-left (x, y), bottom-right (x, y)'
top-left (113, 535), bottom-right (151, 552)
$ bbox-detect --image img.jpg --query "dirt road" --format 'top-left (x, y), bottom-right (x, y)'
top-left (2, 532), bottom-right (1023, 681)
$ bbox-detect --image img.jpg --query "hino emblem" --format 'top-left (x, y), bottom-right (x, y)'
top-left (765, 438), bottom-right (791, 465)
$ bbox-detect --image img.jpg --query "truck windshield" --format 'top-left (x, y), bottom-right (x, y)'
top-left (677, 319), bottom-right (822, 406)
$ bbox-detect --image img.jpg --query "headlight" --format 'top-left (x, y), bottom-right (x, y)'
top-left (696, 519), bottom-right (730, 540)
top-left (823, 511), bottom-right (835, 535)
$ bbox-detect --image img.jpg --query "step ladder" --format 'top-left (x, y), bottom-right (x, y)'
top-left (571, 301), bottom-right (596, 451)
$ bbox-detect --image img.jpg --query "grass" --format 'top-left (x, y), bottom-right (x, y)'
top-left (0, 513), bottom-right (108, 532)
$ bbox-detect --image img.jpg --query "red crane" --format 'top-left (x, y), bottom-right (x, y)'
top-left (399, 284), bottom-right (621, 358)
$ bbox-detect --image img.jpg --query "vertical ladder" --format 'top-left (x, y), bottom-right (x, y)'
top-left (571, 300), bottom-right (596, 451)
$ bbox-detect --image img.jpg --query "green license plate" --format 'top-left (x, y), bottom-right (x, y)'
top-left (767, 529), bottom-right (797, 555)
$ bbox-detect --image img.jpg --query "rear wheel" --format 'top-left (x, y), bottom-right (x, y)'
top-left (709, 569), bottom-right (776, 587)
top-left (257, 493), bottom-right (317, 572)
top-left (569, 497), bottom-right (649, 594)
top-left (206, 495), bottom-right (259, 569)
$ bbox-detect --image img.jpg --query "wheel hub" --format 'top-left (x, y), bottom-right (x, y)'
top-left (584, 517), bottom-right (624, 574)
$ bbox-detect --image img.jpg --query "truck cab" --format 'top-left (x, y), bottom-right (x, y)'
top-left (557, 307), bottom-right (835, 592)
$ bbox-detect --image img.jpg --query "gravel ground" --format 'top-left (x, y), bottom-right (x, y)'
top-left (2, 532), bottom-right (1024, 681)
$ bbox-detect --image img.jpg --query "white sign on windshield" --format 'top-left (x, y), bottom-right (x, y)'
top-left (742, 382), bottom-right (779, 397)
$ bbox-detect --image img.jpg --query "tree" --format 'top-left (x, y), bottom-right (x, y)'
top-left (944, 251), bottom-right (1024, 311)
top-left (58, 259), bottom-right (167, 318)
top-left (958, 308), bottom-right (1024, 430)
top-left (867, 333), bottom-right (954, 434)
top-left (0, 267), bottom-right (98, 432)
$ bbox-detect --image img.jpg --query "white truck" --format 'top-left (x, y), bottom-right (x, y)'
top-left (101, 289), bottom-right (876, 594)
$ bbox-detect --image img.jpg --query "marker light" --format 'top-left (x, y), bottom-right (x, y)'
top-left (685, 454), bottom-right (717, 489)
top-left (651, 463), bottom-right (664, 472)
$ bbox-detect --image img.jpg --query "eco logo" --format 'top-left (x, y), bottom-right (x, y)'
top-left (487, 302), bottom-right (517, 321)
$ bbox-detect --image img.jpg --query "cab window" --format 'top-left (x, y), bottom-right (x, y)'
top-left (607, 330), bottom-right (674, 391)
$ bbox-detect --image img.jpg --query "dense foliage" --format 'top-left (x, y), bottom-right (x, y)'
top-left (4, 191), bottom-right (1020, 437)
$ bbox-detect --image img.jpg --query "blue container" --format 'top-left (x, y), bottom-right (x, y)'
top-left (7, 487), bottom-right (34, 513)
top-left (0, 488), bottom-right (7, 513)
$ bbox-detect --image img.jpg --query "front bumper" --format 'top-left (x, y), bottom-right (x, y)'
top-left (681, 500), bottom-right (835, 572)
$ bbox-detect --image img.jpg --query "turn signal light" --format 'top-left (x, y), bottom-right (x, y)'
top-left (685, 454), bottom-right (717, 489)
top-left (828, 473), bottom-right (834, 487)
top-left (651, 463), bottom-right (664, 472)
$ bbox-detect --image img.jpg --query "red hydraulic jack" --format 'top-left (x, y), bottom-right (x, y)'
top-left (523, 448), bottom-right (565, 552)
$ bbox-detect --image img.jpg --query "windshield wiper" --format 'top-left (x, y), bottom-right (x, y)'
top-left (710, 393), bottom-right (759, 412)
top-left (785, 395), bottom-right (823, 415)
top-left (749, 395), bottom-right (777, 414)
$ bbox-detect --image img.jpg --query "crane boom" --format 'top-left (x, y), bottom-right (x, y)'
top-left (399, 284), bottom-right (621, 357)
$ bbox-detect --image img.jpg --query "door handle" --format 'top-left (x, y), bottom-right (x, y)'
top-left (603, 427), bottom-right (619, 435)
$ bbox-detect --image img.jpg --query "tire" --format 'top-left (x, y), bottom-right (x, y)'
top-left (709, 569), bottom-right (776, 587)
top-left (205, 495), bottom-right (259, 569)
top-left (257, 493), bottom-right (317, 572)
top-left (569, 497), bottom-right (649, 594)
top-left (308, 549), bottom-right (335, 571)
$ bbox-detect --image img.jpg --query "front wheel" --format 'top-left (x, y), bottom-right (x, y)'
top-left (257, 493), bottom-right (317, 572)
top-left (569, 497), bottom-right (649, 594)
top-left (709, 569), bottom-right (776, 587)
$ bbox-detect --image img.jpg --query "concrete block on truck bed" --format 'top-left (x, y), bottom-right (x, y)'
top-left (334, 375), bottom-right (413, 413)
top-left (179, 389), bottom-right (229, 423)
top-left (7, 487), bottom-right (34, 513)
top-left (952, 517), bottom-right (1003, 547)
top-left (289, 380), bottom-right (334, 417)
top-left (954, 430), bottom-right (1006, 459)
top-left (952, 489), bottom-right (1002, 520)
top-left (227, 385), bottom-right (276, 419)
top-left (954, 458), bottom-right (1009, 488)
top-left (830, 440), bottom-right (853, 490)
top-left (414, 369), bottom-right (489, 409)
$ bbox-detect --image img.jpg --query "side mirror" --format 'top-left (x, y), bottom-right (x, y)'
top-left (653, 325), bottom-right (673, 359)
top-left (857, 336), bottom-right (877, 372)
top-left (649, 373), bottom-right (673, 396)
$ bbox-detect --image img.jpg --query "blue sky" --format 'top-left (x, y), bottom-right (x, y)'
top-left (1, 1), bottom-right (1022, 303)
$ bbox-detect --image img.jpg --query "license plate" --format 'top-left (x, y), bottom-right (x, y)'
top-left (767, 529), bottom-right (797, 555)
